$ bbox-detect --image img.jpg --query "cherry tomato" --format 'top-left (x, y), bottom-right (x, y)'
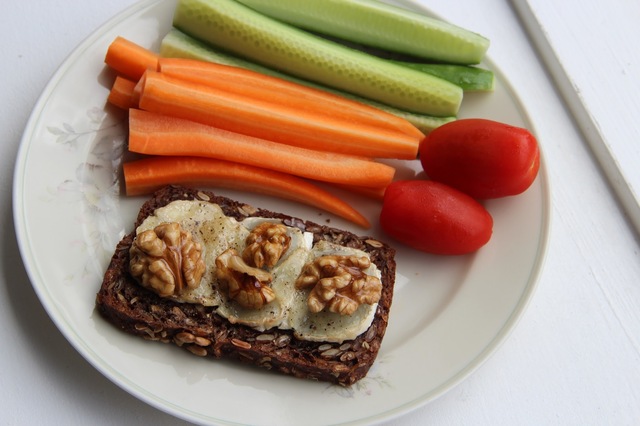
top-left (419, 118), bottom-right (540, 199)
top-left (380, 180), bottom-right (493, 255)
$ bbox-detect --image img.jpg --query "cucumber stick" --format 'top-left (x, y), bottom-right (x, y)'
top-left (235, 0), bottom-right (489, 65)
top-left (172, 0), bottom-right (462, 117)
top-left (393, 62), bottom-right (494, 92)
top-left (161, 28), bottom-right (456, 134)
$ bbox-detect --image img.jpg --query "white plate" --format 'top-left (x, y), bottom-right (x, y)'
top-left (13, 0), bottom-right (550, 425)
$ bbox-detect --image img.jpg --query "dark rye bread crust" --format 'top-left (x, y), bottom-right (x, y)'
top-left (96, 185), bottom-right (396, 386)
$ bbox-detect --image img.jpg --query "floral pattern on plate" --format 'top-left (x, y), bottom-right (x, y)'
top-left (45, 106), bottom-right (127, 281)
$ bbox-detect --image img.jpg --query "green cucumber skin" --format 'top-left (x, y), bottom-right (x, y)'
top-left (393, 62), bottom-right (495, 92)
top-left (172, 0), bottom-right (462, 117)
top-left (161, 28), bottom-right (287, 79)
top-left (235, 0), bottom-right (489, 65)
top-left (160, 28), bottom-right (456, 134)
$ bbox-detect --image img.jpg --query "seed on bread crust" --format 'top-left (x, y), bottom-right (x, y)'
top-left (274, 335), bottom-right (290, 348)
top-left (196, 191), bottom-right (210, 201)
top-left (134, 323), bottom-right (160, 340)
top-left (238, 204), bottom-right (257, 216)
top-left (256, 334), bottom-right (276, 342)
top-left (321, 348), bottom-right (341, 358)
top-left (259, 357), bottom-right (273, 369)
top-left (186, 345), bottom-right (208, 357)
top-left (364, 324), bottom-right (378, 342)
top-left (340, 352), bottom-right (356, 362)
top-left (231, 338), bottom-right (252, 350)
top-left (365, 239), bottom-right (384, 248)
top-left (174, 332), bottom-right (196, 346)
top-left (339, 343), bottom-right (352, 351)
top-left (194, 336), bottom-right (212, 347)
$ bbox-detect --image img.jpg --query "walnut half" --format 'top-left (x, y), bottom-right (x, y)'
top-left (242, 222), bottom-right (291, 269)
top-left (129, 222), bottom-right (206, 297)
top-left (295, 255), bottom-right (382, 316)
top-left (215, 248), bottom-right (275, 310)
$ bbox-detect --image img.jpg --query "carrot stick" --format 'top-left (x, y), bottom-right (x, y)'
top-left (156, 57), bottom-right (425, 139)
top-left (107, 76), bottom-right (137, 109)
top-left (123, 156), bottom-right (371, 228)
top-left (104, 36), bottom-right (159, 81)
top-left (137, 71), bottom-right (421, 159)
top-left (334, 184), bottom-right (387, 201)
top-left (128, 109), bottom-right (395, 188)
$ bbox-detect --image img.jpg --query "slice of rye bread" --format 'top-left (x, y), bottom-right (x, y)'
top-left (96, 185), bottom-right (396, 385)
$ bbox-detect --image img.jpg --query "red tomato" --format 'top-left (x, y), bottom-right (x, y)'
top-left (420, 118), bottom-right (540, 199)
top-left (380, 180), bottom-right (493, 255)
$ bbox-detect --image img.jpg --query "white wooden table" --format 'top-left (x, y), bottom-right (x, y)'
top-left (1, 1), bottom-right (638, 425)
